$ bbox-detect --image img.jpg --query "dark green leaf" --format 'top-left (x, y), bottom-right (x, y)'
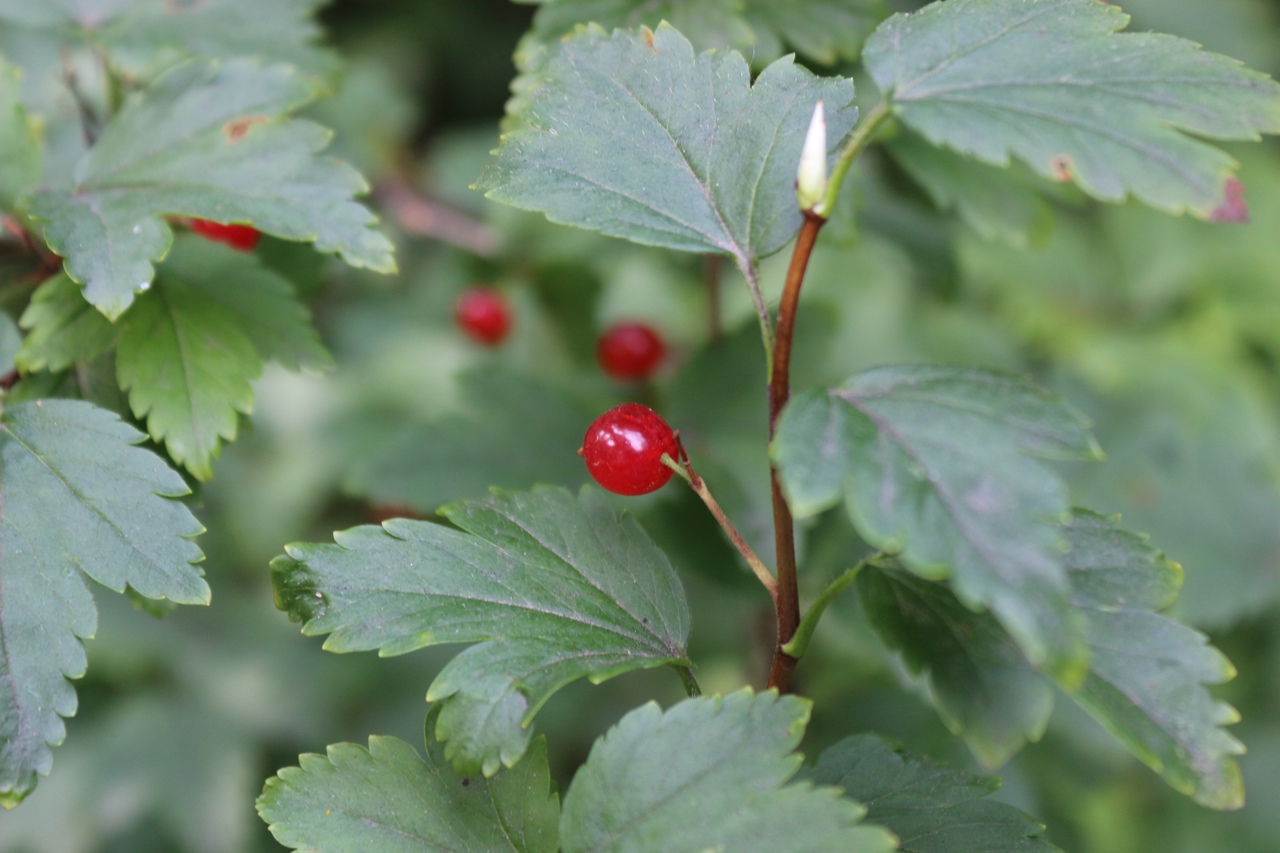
top-left (0, 400), bottom-right (206, 806)
top-left (116, 269), bottom-right (261, 482)
top-left (743, 0), bottom-right (886, 66)
top-left (346, 366), bottom-right (594, 511)
top-left (29, 59), bottom-right (394, 319)
top-left (864, 0), bottom-right (1280, 218)
top-left (773, 365), bottom-right (1099, 680)
top-left (272, 485), bottom-right (691, 776)
top-left (1061, 510), bottom-right (1244, 810)
top-left (0, 311), bottom-right (19, 375)
top-left (0, 56), bottom-right (39, 211)
top-left (560, 690), bottom-right (897, 853)
top-left (15, 273), bottom-right (118, 373)
top-left (858, 564), bottom-right (1052, 768)
top-left (479, 23), bottom-right (857, 268)
top-left (259, 734), bottom-right (559, 852)
top-left (807, 734), bottom-right (1061, 852)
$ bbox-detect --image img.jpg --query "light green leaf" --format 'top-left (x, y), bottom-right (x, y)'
top-left (887, 129), bottom-right (1055, 246)
top-left (1061, 510), bottom-right (1244, 810)
top-left (858, 564), bottom-right (1053, 768)
top-left (0, 56), bottom-right (39, 211)
top-left (560, 690), bottom-right (897, 853)
top-left (259, 732), bottom-right (559, 853)
top-left (863, 0), bottom-right (1280, 218)
top-left (271, 485), bottom-right (691, 777)
top-left (28, 59), bottom-right (394, 320)
top-left (0, 400), bottom-right (206, 806)
top-left (479, 23), bottom-right (857, 267)
top-left (347, 366), bottom-right (593, 511)
top-left (15, 274), bottom-right (117, 373)
top-left (116, 268), bottom-right (261, 482)
top-left (807, 734), bottom-right (1062, 852)
top-left (772, 365), bottom-right (1099, 681)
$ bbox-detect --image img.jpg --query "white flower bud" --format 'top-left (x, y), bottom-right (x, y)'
top-left (796, 101), bottom-right (827, 213)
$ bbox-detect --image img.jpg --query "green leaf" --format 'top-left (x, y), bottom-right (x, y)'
top-left (259, 733), bottom-right (559, 853)
top-left (559, 690), bottom-right (897, 853)
top-left (772, 365), bottom-right (1099, 681)
top-left (1061, 510), bottom-right (1244, 810)
top-left (0, 311), bottom-right (20, 375)
top-left (886, 129), bottom-right (1055, 247)
top-left (807, 734), bottom-right (1061, 852)
top-left (116, 268), bottom-right (261, 482)
top-left (15, 273), bottom-right (118, 373)
top-left (478, 23), bottom-right (857, 268)
top-left (28, 59), bottom-right (394, 320)
top-left (743, 0), bottom-right (886, 66)
top-left (863, 0), bottom-right (1280, 219)
top-left (0, 399), bottom-right (206, 806)
top-left (346, 366), bottom-right (593, 511)
top-left (857, 564), bottom-right (1053, 768)
top-left (0, 56), bottom-right (39, 211)
top-left (271, 485), bottom-right (691, 777)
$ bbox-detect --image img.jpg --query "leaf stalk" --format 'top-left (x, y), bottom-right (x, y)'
top-left (781, 552), bottom-right (887, 660)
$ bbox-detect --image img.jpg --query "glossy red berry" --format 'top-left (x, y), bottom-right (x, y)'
top-left (191, 218), bottom-right (261, 251)
top-left (597, 322), bottom-right (665, 381)
top-left (454, 287), bottom-right (512, 346)
top-left (580, 404), bottom-right (678, 496)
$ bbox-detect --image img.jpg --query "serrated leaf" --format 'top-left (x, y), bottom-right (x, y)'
top-left (858, 564), bottom-right (1053, 768)
top-left (1061, 510), bottom-right (1244, 810)
top-left (0, 56), bottom-right (39, 211)
top-left (0, 399), bottom-right (206, 806)
top-left (772, 365), bottom-right (1099, 680)
top-left (863, 0), bottom-right (1280, 219)
top-left (259, 732), bottom-right (559, 853)
top-left (116, 269), bottom-right (261, 481)
top-left (271, 485), bottom-right (691, 777)
top-left (807, 734), bottom-right (1061, 852)
top-left (15, 274), bottom-right (118, 373)
top-left (560, 690), bottom-right (897, 853)
top-left (28, 59), bottom-right (394, 319)
top-left (743, 0), bottom-right (886, 66)
top-left (347, 366), bottom-right (592, 511)
top-left (479, 23), bottom-right (857, 268)
top-left (887, 129), bottom-right (1055, 246)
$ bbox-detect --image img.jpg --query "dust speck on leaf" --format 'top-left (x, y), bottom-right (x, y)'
top-left (1209, 177), bottom-right (1249, 223)
top-left (224, 115), bottom-right (267, 142)
top-left (1051, 154), bottom-right (1073, 182)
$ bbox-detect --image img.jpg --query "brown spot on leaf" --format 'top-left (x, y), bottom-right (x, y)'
top-left (224, 115), bottom-right (266, 142)
top-left (642, 27), bottom-right (656, 50)
top-left (1051, 154), bottom-right (1073, 182)
top-left (1210, 177), bottom-right (1249, 223)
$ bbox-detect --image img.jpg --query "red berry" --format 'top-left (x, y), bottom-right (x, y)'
top-left (191, 218), bottom-right (261, 251)
top-left (580, 403), bottom-right (678, 495)
top-left (455, 287), bottom-right (512, 346)
top-left (597, 322), bottom-right (665, 381)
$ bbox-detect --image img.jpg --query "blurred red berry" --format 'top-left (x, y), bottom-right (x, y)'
top-left (455, 287), bottom-right (512, 346)
top-left (191, 218), bottom-right (261, 251)
top-left (597, 321), bottom-right (665, 380)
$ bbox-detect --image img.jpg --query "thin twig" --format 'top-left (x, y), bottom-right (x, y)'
top-left (703, 254), bottom-right (722, 343)
top-left (735, 257), bottom-right (775, 374)
top-left (377, 178), bottom-right (501, 257)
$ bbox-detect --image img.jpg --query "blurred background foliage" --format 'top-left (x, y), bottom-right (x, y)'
top-left (3, 0), bottom-right (1280, 850)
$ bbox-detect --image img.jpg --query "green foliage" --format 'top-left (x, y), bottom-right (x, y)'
top-left (272, 486), bottom-right (691, 776)
top-left (260, 729), bottom-right (559, 853)
top-left (479, 23), bottom-right (858, 267)
top-left (0, 56), bottom-right (38, 211)
top-left (0, 400), bottom-right (206, 807)
top-left (559, 690), bottom-right (897, 853)
top-left (27, 59), bottom-right (393, 319)
top-left (863, 0), bottom-right (1280, 218)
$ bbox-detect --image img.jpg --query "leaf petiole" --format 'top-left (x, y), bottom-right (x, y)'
top-left (782, 551), bottom-right (889, 660)
top-left (817, 101), bottom-right (894, 218)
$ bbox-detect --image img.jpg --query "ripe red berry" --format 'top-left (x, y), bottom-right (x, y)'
top-left (191, 218), bottom-right (261, 251)
top-left (454, 287), bottom-right (512, 346)
top-left (580, 403), bottom-right (679, 495)
top-left (597, 322), bottom-right (665, 381)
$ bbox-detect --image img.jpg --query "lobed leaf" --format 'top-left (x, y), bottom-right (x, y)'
top-left (772, 365), bottom-right (1100, 681)
top-left (259, 731), bottom-right (559, 853)
top-left (478, 23), bottom-right (857, 269)
top-left (1062, 510), bottom-right (1244, 810)
top-left (559, 690), bottom-right (897, 853)
top-left (15, 274), bottom-right (117, 373)
top-left (807, 734), bottom-right (1061, 852)
top-left (28, 59), bottom-right (394, 319)
top-left (863, 0), bottom-right (1280, 219)
top-left (272, 485), bottom-right (691, 777)
top-left (0, 400), bottom-right (206, 806)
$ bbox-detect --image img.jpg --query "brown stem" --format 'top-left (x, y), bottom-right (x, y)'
top-left (765, 211), bottom-right (826, 693)
top-left (376, 178), bottom-right (501, 257)
top-left (703, 254), bottom-right (722, 343)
